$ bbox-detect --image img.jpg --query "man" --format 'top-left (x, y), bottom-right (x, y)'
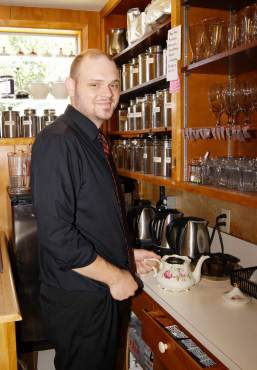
top-left (31, 49), bottom-right (159, 370)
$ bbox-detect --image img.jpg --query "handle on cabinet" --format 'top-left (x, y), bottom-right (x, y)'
top-left (158, 341), bottom-right (168, 353)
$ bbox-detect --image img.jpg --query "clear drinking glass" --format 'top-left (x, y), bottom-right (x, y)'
top-left (227, 13), bottom-right (241, 49)
top-left (7, 151), bottom-right (31, 193)
top-left (203, 18), bottom-right (226, 56)
top-left (240, 5), bottom-right (254, 45)
top-left (189, 23), bottom-right (207, 62)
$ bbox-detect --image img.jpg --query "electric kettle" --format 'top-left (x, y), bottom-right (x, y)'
top-left (166, 216), bottom-right (210, 259)
top-left (127, 199), bottom-right (156, 246)
top-left (149, 208), bottom-right (184, 252)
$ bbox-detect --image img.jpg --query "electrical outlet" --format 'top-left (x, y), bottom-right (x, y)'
top-left (220, 209), bottom-right (231, 234)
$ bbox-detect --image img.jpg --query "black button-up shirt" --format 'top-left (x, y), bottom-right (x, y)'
top-left (31, 105), bottom-right (128, 292)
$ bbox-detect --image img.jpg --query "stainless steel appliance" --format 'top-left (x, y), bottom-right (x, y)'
top-left (108, 28), bottom-right (127, 56)
top-left (166, 216), bottom-right (210, 259)
top-left (149, 208), bottom-right (183, 253)
top-left (9, 193), bottom-right (51, 352)
top-left (127, 199), bottom-right (156, 247)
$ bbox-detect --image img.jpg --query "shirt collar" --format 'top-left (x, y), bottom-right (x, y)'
top-left (64, 104), bottom-right (100, 141)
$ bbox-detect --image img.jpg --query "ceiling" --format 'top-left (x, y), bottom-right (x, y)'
top-left (0, 0), bottom-right (108, 11)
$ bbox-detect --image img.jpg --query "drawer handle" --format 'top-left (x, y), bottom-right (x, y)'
top-left (158, 341), bottom-right (168, 353)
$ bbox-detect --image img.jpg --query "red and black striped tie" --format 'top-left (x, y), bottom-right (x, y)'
top-left (98, 132), bottom-right (136, 274)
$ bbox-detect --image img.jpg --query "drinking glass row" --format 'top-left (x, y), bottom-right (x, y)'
top-left (189, 3), bottom-right (257, 62)
top-left (188, 156), bottom-right (257, 192)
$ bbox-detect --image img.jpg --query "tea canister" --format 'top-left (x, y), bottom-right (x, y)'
top-left (122, 63), bottom-right (130, 91)
top-left (146, 45), bottom-right (163, 82)
top-left (21, 108), bottom-right (39, 137)
top-left (2, 107), bottom-right (20, 138)
top-left (129, 57), bottom-right (139, 88)
top-left (138, 52), bottom-right (148, 84)
top-left (118, 103), bottom-right (128, 132)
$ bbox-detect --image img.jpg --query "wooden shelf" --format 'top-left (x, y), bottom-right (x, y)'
top-left (183, 40), bottom-right (257, 75)
top-left (117, 169), bottom-right (174, 186)
top-left (0, 138), bottom-right (34, 146)
top-left (117, 169), bottom-right (257, 208)
top-left (113, 18), bottom-right (171, 66)
top-left (100, 0), bottom-right (149, 17)
top-left (120, 75), bottom-right (169, 102)
top-left (111, 127), bottom-right (171, 136)
top-left (178, 181), bottom-right (257, 209)
top-left (183, 0), bottom-right (255, 10)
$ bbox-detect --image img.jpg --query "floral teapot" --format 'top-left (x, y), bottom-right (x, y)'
top-left (148, 254), bottom-right (209, 292)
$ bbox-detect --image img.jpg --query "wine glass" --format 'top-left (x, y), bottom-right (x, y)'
top-left (208, 84), bottom-right (225, 139)
top-left (203, 18), bottom-right (226, 56)
top-left (189, 23), bottom-right (207, 62)
top-left (227, 13), bottom-right (241, 49)
top-left (222, 80), bottom-right (240, 139)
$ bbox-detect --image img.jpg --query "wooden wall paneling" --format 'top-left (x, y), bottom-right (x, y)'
top-left (0, 322), bottom-right (17, 370)
top-left (171, 0), bottom-right (183, 182)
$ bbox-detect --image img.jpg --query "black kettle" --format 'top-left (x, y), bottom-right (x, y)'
top-left (149, 208), bottom-right (184, 252)
top-left (127, 199), bottom-right (156, 247)
top-left (166, 216), bottom-right (210, 259)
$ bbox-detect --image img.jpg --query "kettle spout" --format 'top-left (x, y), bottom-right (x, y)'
top-left (192, 255), bottom-right (210, 284)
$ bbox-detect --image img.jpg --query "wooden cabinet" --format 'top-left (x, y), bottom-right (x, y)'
top-left (132, 291), bottom-right (227, 370)
top-left (101, 0), bottom-right (257, 211)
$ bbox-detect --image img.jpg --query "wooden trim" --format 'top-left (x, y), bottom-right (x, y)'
top-left (100, 0), bottom-right (122, 17)
top-left (0, 231), bottom-right (21, 324)
top-left (0, 322), bottom-right (18, 370)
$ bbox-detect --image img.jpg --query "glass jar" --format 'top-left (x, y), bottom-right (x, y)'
top-left (122, 62), bottom-right (130, 91)
top-left (188, 158), bottom-right (202, 184)
top-left (2, 107), bottom-right (20, 138)
top-left (146, 45), bottom-right (163, 82)
top-left (124, 139), bottom-right (132, 170)
top-left (142, 94), bottom-right (153, 130)
top-left (153, 135), bottom-right (172, 177)
top-left (162, 48), bottom-right (167, 76)
top-left (138, 52), bottom-right (148, 84)
top-left (127, 100), bottom-right (135, 131)
top-left (129, 57), bottom-right (139, 88)
top-left (134, 138), bottom-right (144, 172)
top-left (21, 108), bottom-right (39, 137)
top-left (118, 103), bottom-right (128, 131)
top-left (134, 97), bottom-right (144, 130)
top-left (41, 109), bottom-right (57, 131)
top-left (163, 89), bottom-right (172, 128)
top-left (152, 91), bottom-right (163, 128)
top-left (238, 158), bottom-right (255, 192)
top-left (116, 140), bottom-right (126, 169)
top-left (142, 137), bottom-right (153, 175)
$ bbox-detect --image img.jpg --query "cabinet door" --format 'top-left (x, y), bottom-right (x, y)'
top-left (140, 309), bottom-right (227, 370)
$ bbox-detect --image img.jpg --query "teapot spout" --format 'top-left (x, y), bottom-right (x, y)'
top-left (192, 255), bottom-right (210, 284)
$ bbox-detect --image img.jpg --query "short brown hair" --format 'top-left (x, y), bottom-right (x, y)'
top-left (70, 49), bottom-right (115, 80)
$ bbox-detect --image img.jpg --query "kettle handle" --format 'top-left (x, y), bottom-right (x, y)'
top-left (166, 218), bottom-right (180, 253)
top-left (149, 217), bottom-right (159, 245)
top-left (143, 258), bottom-right (162, 277)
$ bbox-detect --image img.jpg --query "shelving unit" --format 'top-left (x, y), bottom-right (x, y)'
top-left (182, 0), bottom-right (257, 207)
top-left (120, 75), bottom-right (169, 102)
top-left (0, 137), bottom-right (34, 146)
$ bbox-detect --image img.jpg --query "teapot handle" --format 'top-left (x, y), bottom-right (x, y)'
top-left (143, 258), bottom-right (162, 277)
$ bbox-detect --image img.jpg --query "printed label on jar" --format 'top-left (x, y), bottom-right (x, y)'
top-left (143, 153), bottom-right (148, 159)
top-left (153, 156), bottom-right (162, 163)
top-left (147, 57), bottom-right (154, 64)
top-left (133, 68), bottom-right (139, 73)
top-left (153, 107), bottom-right (160, 113)
top-left (166, 157), bottom-right (171, 163)
top-left (127, 113), bottom-right (134, 118)
top-left (134, 112), bottom-right (142, 118)
top-left (165, 103), bottom-right (173, 109)
top-left (119, 115), bottom-right (127, 120)
top-left (4, 120), bottom-right (15, 126)
top-left (23, 120), bottom-right (32, 126)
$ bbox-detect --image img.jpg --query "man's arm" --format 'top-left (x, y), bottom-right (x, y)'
top-left (73, 256), bottom-right (138, 301)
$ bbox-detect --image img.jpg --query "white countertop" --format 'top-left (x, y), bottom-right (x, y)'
top-left (141, 272), bottom-right (257, 370)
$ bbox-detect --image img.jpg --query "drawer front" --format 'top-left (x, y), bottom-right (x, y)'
top-left (141, 310), bottom-right (227, 370)
top-left (132, 291), bottom-right (155, 320)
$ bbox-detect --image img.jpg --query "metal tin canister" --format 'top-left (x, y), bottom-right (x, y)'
top-left (2, 107), bottom-right (20, 138)
top-left (21, 109), bottom-right (39, 137)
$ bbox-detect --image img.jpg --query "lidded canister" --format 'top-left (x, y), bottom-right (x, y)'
top-left (162, 48), bottom-right (167, 75)
top-left (146, 45), bottom-right (163, 81)
top-left (134, 138), bottom-right (144, 172)
top-left (163, 88), bottom-right (172, 128)
top-left (129, 57), bottom-right (139, 88)
top-left (118, 103), bottom-right (128, 131)
top-left (127, 99), bottom-right (135, 131)
top-left (134, 96), bottom-right (144, 130)
top-left (124, 139), bottom-right (132, 170)
top-left (121, 62), bottom-right (130, 91)
top-left (117, 139), bottom-right (126, 169)
top-left (41, 109), bottom-right (57, 131)
top-left (152, 135), bottom-right (171, 177)
top-left (142, 136), bottom-right (154, 175)
top-left (152, 90), bottom-right (164, 128)
top-left (142, 94), bottom-right (153, 130)
top-left (138, 52), bottom-right (148, 84)
top-left (2, 107), bottom-right (20, 138)
top-left (21, 108), bottom-right (39, 137)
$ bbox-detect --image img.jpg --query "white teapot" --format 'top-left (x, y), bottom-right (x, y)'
top-left (148, 254), bottom-right (209, 292)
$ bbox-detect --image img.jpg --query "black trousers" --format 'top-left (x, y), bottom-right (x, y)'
top-left (40, 284), bottom-right (130, 370)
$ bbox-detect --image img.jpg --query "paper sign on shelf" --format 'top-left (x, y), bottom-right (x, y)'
top-left (166, 25), bottom-right (181, 92)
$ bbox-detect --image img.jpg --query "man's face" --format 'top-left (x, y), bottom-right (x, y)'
top-left (67, 56), bottom-right (120, 127)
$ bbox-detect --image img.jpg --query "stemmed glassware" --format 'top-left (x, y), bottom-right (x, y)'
top-left (221, 80), bottom-right (240, 138)
top-left (208, 84), bottom-right (225, 139)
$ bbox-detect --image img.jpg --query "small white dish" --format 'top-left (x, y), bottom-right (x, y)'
top-left (223, 286), bottom-right (251, 306)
